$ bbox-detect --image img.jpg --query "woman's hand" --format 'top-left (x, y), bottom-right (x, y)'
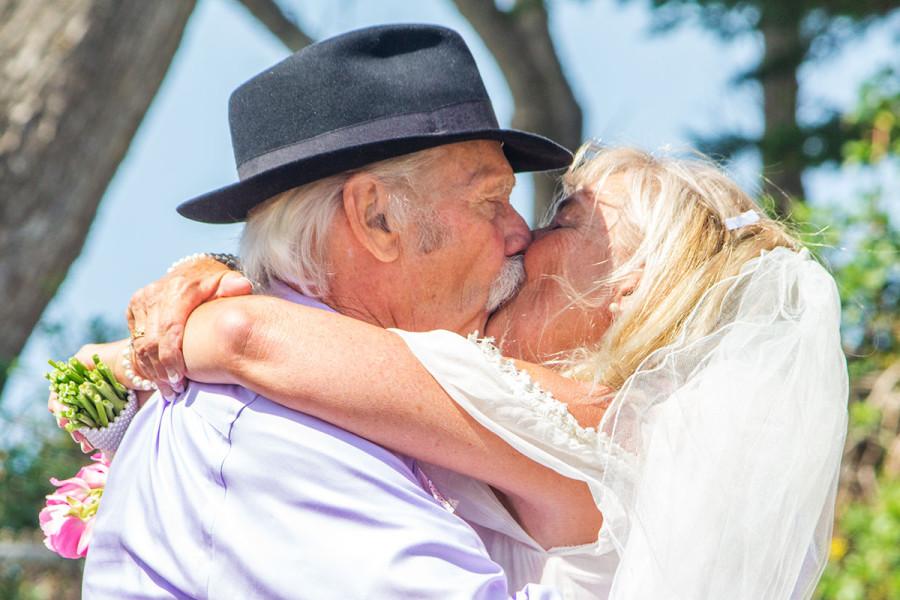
top-left (126, 257), bottom-right (252, 397)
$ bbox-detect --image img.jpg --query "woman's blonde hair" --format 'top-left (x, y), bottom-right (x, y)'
top-left (559, 143), bottom-right (801, 389)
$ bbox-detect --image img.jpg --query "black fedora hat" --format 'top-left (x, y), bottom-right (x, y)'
top-left (177, 23), bottom-right (573, 224)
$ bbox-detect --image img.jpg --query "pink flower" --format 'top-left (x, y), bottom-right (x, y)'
top-left (39, 453), bottom-right (110, 559)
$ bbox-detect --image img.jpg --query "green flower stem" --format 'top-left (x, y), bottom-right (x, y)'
top-left (48, 356), bottom-right (131, 436)
top-left (102, 400), bottom-right (115, 422)
top-left (60, 396), bottom-right (78, 410)
top-left (47, 359), bottom-right (68, 372)
top-left (68, 357), bottom-right (90, 379)
top-left (75, 384), bottom-right (101, 424)
top-left (93, 354), bottom-right (128, 395)
top-left (88, 389), bottom-right (108, 427)
top-left (66, 412), bottom-right (95, 430)
top-left (95, 379), bottom-right (125, 412)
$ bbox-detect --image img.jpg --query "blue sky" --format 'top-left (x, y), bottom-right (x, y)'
top-left (4, 0), bottom-right (897, 420)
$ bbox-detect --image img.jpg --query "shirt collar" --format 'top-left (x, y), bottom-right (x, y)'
top-left (265, 280), bottom-right (336, 313)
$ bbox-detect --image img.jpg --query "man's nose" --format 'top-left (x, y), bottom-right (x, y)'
top-left (502, 205), bottom-right (532, 256)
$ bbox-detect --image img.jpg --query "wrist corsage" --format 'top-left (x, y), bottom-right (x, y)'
top-left (46, 355), bottom-right (138, 453)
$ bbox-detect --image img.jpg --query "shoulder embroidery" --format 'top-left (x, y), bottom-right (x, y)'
top-left (465, 333), bottom-right (635, 476)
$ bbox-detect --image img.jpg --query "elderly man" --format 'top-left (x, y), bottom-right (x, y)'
top-left (82, 24), bottom-right (571, 599)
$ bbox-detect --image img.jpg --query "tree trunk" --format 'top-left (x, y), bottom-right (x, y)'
top-left (453, 0), bottom-right (582, 222)
top-left (759, 15), bottom-right (806, 217)
top-left (0, 0), bottom-right (197, 397)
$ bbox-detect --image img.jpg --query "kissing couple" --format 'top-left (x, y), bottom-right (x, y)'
top-left (71, 24), bottom-right (848, 599)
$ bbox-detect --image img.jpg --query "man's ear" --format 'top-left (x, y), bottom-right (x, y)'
top-left (341, 173), bottom-right (401, 263)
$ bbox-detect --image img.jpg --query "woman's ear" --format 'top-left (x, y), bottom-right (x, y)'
top-left (613, 266), bottom-right (643, 316)
top-left (341, 173), bottom-right (401, 263)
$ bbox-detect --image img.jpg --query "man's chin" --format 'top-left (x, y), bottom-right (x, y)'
top-left (484, 256), bottom-right (525, 313)
top-left (486, 286), bottom-right (522, 319)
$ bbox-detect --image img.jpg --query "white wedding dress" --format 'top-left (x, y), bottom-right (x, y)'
top-left (392, 247), bottom-right (849, 599)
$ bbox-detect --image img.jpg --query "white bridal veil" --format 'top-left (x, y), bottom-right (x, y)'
top-left (595, 246), bottom-right (848, 599)
top-left (396, 247), bottom-right (848, 599)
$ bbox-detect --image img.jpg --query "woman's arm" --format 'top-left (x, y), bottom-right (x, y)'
top-left (183, 295), bottom-right (606, 549)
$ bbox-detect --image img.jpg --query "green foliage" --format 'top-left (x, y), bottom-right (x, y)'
top-left (0, 529), bottom-right (82, 600)
top-left (844, 67), bottom-right (900, 165)
top-left (816, 479), bottom-right (900, 600)
top-left (791, 66), bottom-right (899, 370)
top-left (811, 67), bottom-right (900, 599)
top-left (0, 430), bottom-right (88, 532)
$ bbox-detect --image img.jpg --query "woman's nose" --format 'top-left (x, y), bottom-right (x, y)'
top-left (531, 226), bottom-right (552, 242)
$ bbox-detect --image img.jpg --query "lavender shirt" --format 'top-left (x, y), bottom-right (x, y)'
top-left (82, 284), bottom-right (558, 599)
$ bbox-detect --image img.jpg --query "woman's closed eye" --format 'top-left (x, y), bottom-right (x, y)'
top-left (549, 202), bottom-right (580, 229)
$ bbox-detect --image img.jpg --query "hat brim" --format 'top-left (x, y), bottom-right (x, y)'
top-left (177, 129), bottom-right (572, 224)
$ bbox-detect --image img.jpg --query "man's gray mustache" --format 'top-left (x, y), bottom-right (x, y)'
top-left (486, 255), bottom-right (525, 312)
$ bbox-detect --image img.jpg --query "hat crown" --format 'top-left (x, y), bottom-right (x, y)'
top-left (177, 23), bottom-right (571, 224)
top-left (228, 24), bottom-right (495, 169)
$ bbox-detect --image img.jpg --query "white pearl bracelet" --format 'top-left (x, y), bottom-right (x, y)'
top-left (167, 252), bottom-right (241, 274)
top-left (167, 252), bottom-right (207, 274)
top-left (121, 342), bottom-right (157, 391)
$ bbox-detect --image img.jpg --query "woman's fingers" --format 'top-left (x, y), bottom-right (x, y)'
top-left (154, 271), bottom-right (211, 389)
top-left (130, 287), bottom-right (174, 399)
top-left (214, 272), bottom-right (253, 298)
top-left (126, 256), bottom-right (247, 398)
top-left (133, 289), bottom-right (173, 397)
top-left (158, 323), bottom-right (187, 393)
top-left (48, 393), bottom-right (66, 427)
top-left (157, 272), bottom-right (251, 387)
top-left (128, 288), bottom-right (151, 379)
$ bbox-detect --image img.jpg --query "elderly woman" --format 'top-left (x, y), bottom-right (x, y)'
top-left (80, 144), bottom-right (847, 599)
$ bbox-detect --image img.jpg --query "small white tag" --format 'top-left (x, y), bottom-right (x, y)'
top-left (725, 210), bottom-right (761, 231)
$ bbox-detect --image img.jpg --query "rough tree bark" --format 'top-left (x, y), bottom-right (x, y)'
top-left (0, 0), bottom-right (313, 400)
top-left (758, 12), bottom-right (807, 217)
top-left (0, 0), bottom-right (197, 396)
top-left (453, 0), bottom-right (583, 222)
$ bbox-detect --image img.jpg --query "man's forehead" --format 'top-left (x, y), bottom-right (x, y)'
top-left (436, 140), bottom-right (514, 190)
top-left (465, 162), bottom-right (515, 189)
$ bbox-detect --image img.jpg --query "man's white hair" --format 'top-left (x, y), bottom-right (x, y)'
top-left (240, 148), bottom-right (444, 297)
